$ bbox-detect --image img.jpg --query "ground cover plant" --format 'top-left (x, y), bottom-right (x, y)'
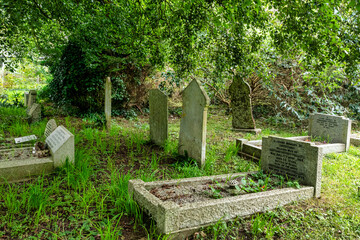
top-left (0, 106), bottom-right (359, 239)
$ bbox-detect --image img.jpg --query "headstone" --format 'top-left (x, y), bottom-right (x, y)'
top-left (24, 92), bottom-right (29, 107)
top-left (229, 75), bottom-right (260, 133)
top-left (44, 119), bottom-right (57, 138)
top-left (149, 89), bottom-right (168, 145)
top-left (27, 90), bottom-right (37, 108)
top-left (309, 113), bottom-right (351, 151)
top-left (28, 103), bottom-right (41, 123)
top-left (45, 125), bottom-right (74, 168)
top-left (178, 79), bottom-right (210, 167)
top-left (261, 136), bottom-right (322, 198)
top-left (14, 135), bottom-right (37, 144)
top-left (105, 77), bottom-right (111, 131)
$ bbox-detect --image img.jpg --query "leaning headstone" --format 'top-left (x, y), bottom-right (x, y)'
top-left (149, 89), bottom-right (168, 145)
top-left (45, 125), bottom-right (75, 168)
top-left (178, 79), bottom-right (210, 167)
top-left (24, 91), bottom-right (29, 107)
top-left (309, 113), bottom-right (351, 151)
top-left (27, 90), bottom-right (37, 108)
top-left (44, 119), bottom-right (57, 138)
top-left (261, 136), bottom-right (322, 198)
top-left (28, 103), bottom-right (41, 123)
top-left (14, 135), bottom-right (37, 144)
top-left (105, 77), bottom-right (112, 131)
top-left (229, 74), bottom-right (260, 134)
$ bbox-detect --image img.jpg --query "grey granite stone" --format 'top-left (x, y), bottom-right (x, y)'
top-left (309, 113), bottom-right (351, 151)
top-left (28, 103), bottom-right (41, 123)
top-left (149, 89), bottom-right (168, 146)
top-left (261, 136), bottom-right (322, 198)
top-left (44, 119), bottom-right (57, 138)
top-left (229, 75), bottom-right (256, 130)
top-left (178, 80), bottom-right (210, 167)
top-left (24, 92), bottom-right (29, 107)
top-left (45, 126), bottom-right (74, 168)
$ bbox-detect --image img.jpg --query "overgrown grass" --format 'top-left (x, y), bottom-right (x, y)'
top-left (0, 106), bottom-right (359, 239)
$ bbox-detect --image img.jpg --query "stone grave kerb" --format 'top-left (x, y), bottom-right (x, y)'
top-left (149, 89), bottom-right (168, 146)
top-left (309, 113), bottom-right (351, 151)
top-left (45, 125), bottom-right (75, 168)
top-left (261, 136), bottom-right (323, 198)
top-left (178, 79), bottom-right (210, 167)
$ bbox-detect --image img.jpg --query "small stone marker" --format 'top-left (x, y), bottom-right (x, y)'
top-left (45, 125), bottom-right (75, 168)
top-left (14, 135), bottom-right (37, 144)
top-left (261, 136), bottom-right (322, 198)
top-left (44, 119), bottom-right (57, 138)
top-left (149, 89), bottom-right (168, 145)
top-left (105, 77), bottom-right (111, 131)
top-left (24, 91), bottom-right (29, 107)
top-left (27, 90), bottom-right (37, 108)
top-left (309, 113), bottom-right (351, 151)
top-left (178, 79), bottom-right (210, 167)
top-left (229, 74), bottom-right (260, 133)
top-left (28, 103), bottom-right (41, 123)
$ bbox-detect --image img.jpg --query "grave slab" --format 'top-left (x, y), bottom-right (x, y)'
top-left (46, 125), bottom-right (74, 168)
top-left (14, 135), bottom-right (37, 144)
top-left (178, 80), bottom-right (210, 167)
top-left (149, 89), bottom-right (168, 146)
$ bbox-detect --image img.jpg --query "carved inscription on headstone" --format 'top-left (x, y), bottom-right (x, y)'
top-left (46, 127), bottom-right (71, 153)
top-left (268, 139), bottom-right (305, 181)
top-left (316, 117), bottom-right (338, 129)
top-left (14, 135), bottom-right (37, 144)
top-left (44, 119), bottom-right (57, 138)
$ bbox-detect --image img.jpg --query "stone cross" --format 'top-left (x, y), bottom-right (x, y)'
top-left (44, 119), bottom-right (57, 138)
top-left (149, 89), bottom-right (168, 145)
top-left (45, 125), bottom-right (75, 168)
top-left (261, 136), bottom-right (322, 198)
top-left (28, 103), bottom-right (41, 123)
top-left (309, 113), bottom-right (351, 151)
top-left (105, 77), bottom-right (112, 131)
top-left (178, 79), bottom-right (210, 167)
top-left (229, 75), bottom-right (258, 132)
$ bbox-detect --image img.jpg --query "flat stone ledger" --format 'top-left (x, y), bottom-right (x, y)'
top-left (44, 119), bottom-right (57, 138)
top-left (45, 126), bottom-right (74, 168)
top-left (261, 136), bottom-right (322, 198)
top-left (14, 135), bottom-right (37, 144)
top-left (309, 113), bottom-right (351, 151)
top-left (178, 80), bottom-right (210, 167)
top-left (24, 92), bottom-right (29, 107)
top-left (28, 103), bottom-right (41, 123)
top-left (149, 89), bottom-right (168, 146)
top-left (229, 75), bottom-right (256, 130)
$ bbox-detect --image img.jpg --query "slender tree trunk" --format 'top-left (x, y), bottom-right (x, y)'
top-left (105, 76), bottom-right (112, 131)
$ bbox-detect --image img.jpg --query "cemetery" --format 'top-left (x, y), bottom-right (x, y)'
top-left (1, 2), bottom-right (360, 239)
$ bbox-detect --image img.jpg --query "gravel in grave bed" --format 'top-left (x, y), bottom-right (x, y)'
top-left (0, 142), bottom-right (50, 162)
top-left (149, 172), bottom-right (303, 205)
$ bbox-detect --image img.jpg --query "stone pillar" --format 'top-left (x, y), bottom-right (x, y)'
top-left (27, 90), bottom-right (37, 109)
top-left (149, 89), bottom-right (168, 145)
top-left (105, 77), bottom-right (112, 131)
top-left (24, 91), bottom-right (29, 107)
top-left (178, 79), bottom-right (210, 167)
top-left (229, 74), bottom-right (260, 134)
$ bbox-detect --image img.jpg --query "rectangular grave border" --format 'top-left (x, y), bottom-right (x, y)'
top-left (129, 172), bottom-right (315, 237)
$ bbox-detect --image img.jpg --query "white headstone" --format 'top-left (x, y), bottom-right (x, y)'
top-left (261, 136), bottom-right (323, 198)
top-left (149, 89), bottom-right (168, 145)
top-left (14, 135), bottom-right (37, 144)
top-left (44, 119), bottom-right (57, 138)
top-left (309, 113), bottom-right (351, 151)
top-left (178, 80), bottom-right (210, 167)
top-left (45, 125), bottom-right (74, 168)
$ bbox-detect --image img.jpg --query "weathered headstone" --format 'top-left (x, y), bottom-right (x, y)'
top-left (149, 89), bottom-right (168, 146)
top-left (105, 77), bottom-right (111, 131)
top-left (178, 79), bottom-right (210, 167)
top-left (27, 90), bottom-right (37, 108)
top-left (309, 113), bottom-right (351, 151)
top-left (229, 75), bottom-right (260, 133)
top-left (28, 103), bottom-right (41, 123)
top-left (261, 136), bottom-right (322, 198)
top-left (14, 135), bottom-right (37, 144)
top-left (44, 119), bottom-right (57, 138)
top-left (45, 125), bottom-right (74, 168)
top-left (24, 91), bottom-right (29, 107)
